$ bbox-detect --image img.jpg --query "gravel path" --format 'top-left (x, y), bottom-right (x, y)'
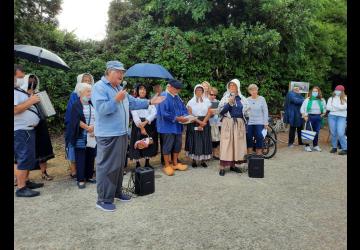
top-left (14, 131), bottom-right (346, 250)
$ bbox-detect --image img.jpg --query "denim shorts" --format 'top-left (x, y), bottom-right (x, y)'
top-left (246, 124), bottom-right (264, 149)
top-left (14, 129), bottom-right (36, 170)
top-left (65, 143), bottom-right (76, 162)
top-left (161, 133), bottom-right (182, 155)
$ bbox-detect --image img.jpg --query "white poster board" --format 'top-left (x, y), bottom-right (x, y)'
top-left (289, 81), bottom-right (310, 93)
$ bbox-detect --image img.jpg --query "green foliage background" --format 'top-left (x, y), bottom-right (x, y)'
top-left (14, 0), bottom-right (347, 133)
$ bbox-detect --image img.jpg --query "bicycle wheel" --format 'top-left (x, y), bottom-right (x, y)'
top-left (267, 125), bottom-right (277, 141)
top-left (262, 135), bottom-right (277, 159)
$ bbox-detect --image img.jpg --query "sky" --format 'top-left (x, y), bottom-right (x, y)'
top-left (57, 0), bottom-right (113, 41)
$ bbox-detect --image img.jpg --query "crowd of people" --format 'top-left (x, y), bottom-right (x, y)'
top-left (13, 61), bottom-right (347, 212)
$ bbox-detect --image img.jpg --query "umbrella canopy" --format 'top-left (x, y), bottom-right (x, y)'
top-left (124, 63), bottom-right (174, 80)
top-left (14, 45), bottom-right (70, 71)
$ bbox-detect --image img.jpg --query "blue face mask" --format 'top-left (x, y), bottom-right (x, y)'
top-left (312, 92), bottom-right (318, 98)
top-left (334, 90), bottom-right (341, 96)
top-left (82, 96), bottom-right (90, 103)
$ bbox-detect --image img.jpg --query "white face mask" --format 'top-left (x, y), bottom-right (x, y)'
top-left (334, 90), bottom-right (341, 96)
top-left (15, 78), bottom-right (25, 88)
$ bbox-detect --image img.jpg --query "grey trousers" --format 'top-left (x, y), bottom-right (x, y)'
top-left (95, 135), bottom-right (128, 203)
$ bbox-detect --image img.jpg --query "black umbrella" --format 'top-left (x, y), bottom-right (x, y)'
top-left (14, 44), bottom-right (70, 71)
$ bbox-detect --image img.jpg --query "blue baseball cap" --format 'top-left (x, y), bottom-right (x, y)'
top-left (168, 79), bottom-right (183, 89)
top-left (106, 60), bottom-right (126, 71)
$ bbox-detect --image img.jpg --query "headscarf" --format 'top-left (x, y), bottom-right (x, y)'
top-left (74, 73), bottom-right (94, 93)
top-left (189, 84), bottom-right (205, 103)
top-left (20, 74), bottom-right (40, 93)
top-left (218, 79), bottom-right (249, 118)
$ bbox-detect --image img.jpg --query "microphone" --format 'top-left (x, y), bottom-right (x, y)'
top-left (121, 81), bottom-right (127, 89)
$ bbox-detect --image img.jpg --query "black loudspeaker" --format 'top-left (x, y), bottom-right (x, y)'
top-left (135, 167), bottom-right (155, 196)
top-left (248, 155), bottom-right (264, 178)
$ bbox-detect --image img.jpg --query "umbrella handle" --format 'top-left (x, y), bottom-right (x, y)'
top-left (37, 49), bottom-right (43, 63)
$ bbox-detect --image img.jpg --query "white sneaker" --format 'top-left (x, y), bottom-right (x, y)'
top-left (313, 146), bottom-right (322, 152)
top-left (304, 146), bottom-right (312, 152)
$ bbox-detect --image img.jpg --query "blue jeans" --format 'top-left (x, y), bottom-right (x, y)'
top-left (305, 115), bottom-right (321, 147)
top-left (328, 115), bottom-right (347, 150)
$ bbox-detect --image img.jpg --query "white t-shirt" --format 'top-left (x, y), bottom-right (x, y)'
top-left (186, 98), bottom-right (211, 116)
top-left (14, 90), bottom-right (40, 131)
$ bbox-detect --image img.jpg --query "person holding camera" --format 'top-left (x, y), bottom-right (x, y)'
top-left (218, 79), bottom-right (249, 176)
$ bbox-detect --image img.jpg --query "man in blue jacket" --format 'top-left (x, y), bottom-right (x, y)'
top-left (157, 79), bottom-right (189, 176)
top-left (91, 61), bottom-right (165, 212)
top-left (284, 86), bottom-right (305, 147)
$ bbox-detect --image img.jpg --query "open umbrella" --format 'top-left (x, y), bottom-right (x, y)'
top-left (14, 44), bottom-right (70, 71)
top-left (124, 63), bottom-right (174, 80)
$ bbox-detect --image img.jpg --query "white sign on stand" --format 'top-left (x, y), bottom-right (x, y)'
top-left (289, 81), bottom-right (310, 94)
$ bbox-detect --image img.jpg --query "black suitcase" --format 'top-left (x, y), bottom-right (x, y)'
top-left (247, 155), bottom-right (264, 178)
top-left (134, 167), bottom-right (155, 196)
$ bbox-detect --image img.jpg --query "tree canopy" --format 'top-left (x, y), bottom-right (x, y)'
top-left (14, 0), bottom-right (347, 132)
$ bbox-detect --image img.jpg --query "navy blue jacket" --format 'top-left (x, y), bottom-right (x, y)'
top-left (283, 91), bottom-right (304, 127)
top-left (220, 96), bottom-right (244, 118)
top-left (65, 99), bottom-right (92, 147)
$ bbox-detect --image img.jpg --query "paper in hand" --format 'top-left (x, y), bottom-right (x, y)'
top-left (262, 128), bottom-right (267, 139)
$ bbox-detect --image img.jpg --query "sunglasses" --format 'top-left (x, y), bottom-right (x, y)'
top-left (210, 93), bottom-right (216, 96)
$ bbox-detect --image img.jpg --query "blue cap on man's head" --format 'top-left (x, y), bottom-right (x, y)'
top-left (106, 61), bottom-right (126, 71)
top-left (168, 79), bottom-right (183, 89)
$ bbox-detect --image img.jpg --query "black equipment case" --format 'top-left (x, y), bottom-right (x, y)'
top-left (247, 155), bottom-right (264, 178)
top-left (134, 167), bottom-right (155, 196)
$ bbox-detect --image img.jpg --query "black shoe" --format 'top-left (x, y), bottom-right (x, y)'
top-left (70, 173), bottom-right (77, 179)
top-left (192, 161), bottom-right (198, 168)
top-left (87, 178), bottom-right (96, 184)
top-left (201, 162), bottom-right (208, 168)
top-left (338, 150), bottom-right (347, 155)
top-left (330, 148), bottom-right (337, 153)
top-left (16, 187), bottom-right (40, 197)
top-left (123, 170), bottom-right (127, 175)
top-left (26, 180), bottom-right (44, 189)
top-left (230, 166), bottom-right (241, 173)
top-left (219, 169), bottom-right (225, 176)
top-left (213, 156), bottom-right (219, 160)
top-left (77, 182), bottom-right (86, 189)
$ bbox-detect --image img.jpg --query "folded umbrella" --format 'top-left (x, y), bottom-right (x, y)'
top-left (124, 63), bottom-right (174, 80)
top-left (14, 44), bottom-right (70, 71)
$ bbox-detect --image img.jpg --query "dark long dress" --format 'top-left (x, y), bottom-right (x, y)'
top-left (129, 118), bottom-right (158, 160)
top-left (185, 116), bottom-right (213, 161)
top-left (33, 119), bottom-right (55, 169)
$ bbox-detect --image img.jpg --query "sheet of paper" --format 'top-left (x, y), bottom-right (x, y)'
top-left (262, 128), bottom-right (267, 139)
top-left (86, 133), bottom-right (97, 148)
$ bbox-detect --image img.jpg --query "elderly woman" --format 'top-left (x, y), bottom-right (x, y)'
top-left (218, 79), bottom-right (249, 176)
top-left (64, 73), bottom-right (94, 179)
top-left (246, 84), bottom-right (269, 155)
top-left (300, 86), bottom-right (327, 152)
top-left (185, 84), bottom-right (213, 168)
top-left (326, 85), bottom-right (347, 155)
top-left (66, 82), bottom-right (97, 189)
top-left (129, 84), bottom-right (158, 168)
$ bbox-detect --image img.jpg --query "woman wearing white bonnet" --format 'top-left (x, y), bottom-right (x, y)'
top-left (217, 79), bottom-right (249, 176)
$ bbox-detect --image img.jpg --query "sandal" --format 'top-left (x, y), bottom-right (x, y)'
top-left (70, 173), bottom-right (77, 179)
top-left (41, 171), bottom-right (54, 181)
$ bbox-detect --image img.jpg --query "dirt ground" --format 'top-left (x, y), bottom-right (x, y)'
top-left (14, 128), bottom-right (346, 250)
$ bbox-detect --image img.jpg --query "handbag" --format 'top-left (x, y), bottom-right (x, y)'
top-left (301, 121), bottom-right (317, 144)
